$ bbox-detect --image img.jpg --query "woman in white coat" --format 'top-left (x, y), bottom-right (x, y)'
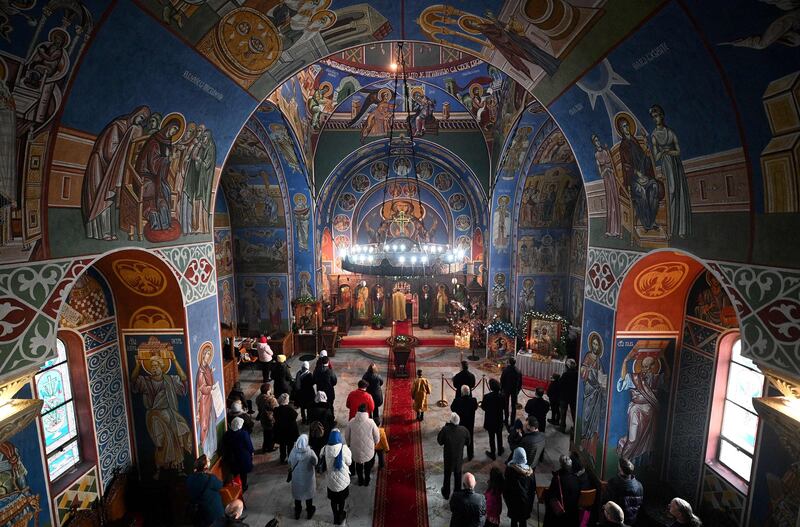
top-left (344, 403), bottom-right (380, 486)
top-left (288, 434), bottom-right (317, 520)
top-left (322, 428), bottom-right (352, 525)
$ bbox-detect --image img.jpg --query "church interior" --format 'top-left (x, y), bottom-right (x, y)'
top-left (0, 0), bottom-right (799, 526)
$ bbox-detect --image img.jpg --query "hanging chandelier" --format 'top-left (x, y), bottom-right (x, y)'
top-left (341, 42), bottom-right (462, 277)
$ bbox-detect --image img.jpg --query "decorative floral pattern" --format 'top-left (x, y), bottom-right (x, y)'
top-left (156, 242), bottom-right (218, 305)
top-left (81, 320), bottom-right (118, 353)
top-left (584, 247), bottom-right (642, 309)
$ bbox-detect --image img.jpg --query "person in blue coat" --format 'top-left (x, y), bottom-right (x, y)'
top-left (186, 455), bottom-right (224, 527)
top-left (223, 417), bottom-right (254, 491)
top-left (288, 434), bottom-right (318, 519)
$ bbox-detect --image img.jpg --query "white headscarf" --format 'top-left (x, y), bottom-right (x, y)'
top-left (231, 400), bottom-right (243, 413)
top-left (294, 433), bottom-right (309, 452)
top-left (315, 391), bottom-right (328, 403)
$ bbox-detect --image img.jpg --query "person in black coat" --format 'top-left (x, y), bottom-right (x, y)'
top-left (524, 387), bottom-right (551, 433)
top-left (271, 355), bottom-right (293, 399)
top-left (362, 363), bottom-right (384, 424)
top-left (543, 455), bottom-right (580, 527)
top-left (307, 391), bottom-right (335, 437)
top-left (313, 356), bottom-right (337, 407)
top-left (437, 412), bottom-right (471, 499)
top-left (273, 393), bottom-right (299, 463)
top-left (558, 359), bottom-right (578, 433)
top-left (500, 357), bottom-right (523, 427)
top-left (451, 385), bottom-right (478, 460)
top-left (452, 361), bottom-right (476, 397)
top-left (604, 457), bottom-right (644, 525)
top-left (294, 361), bottom-right (316, 423)
top-left (547, 374), bottom-right (561, 425)
top-left (449, 472), bottom-right (486, 527)
top-left (503, 447), bottom-right (536, 527)
top-left (481, 378), bottom-right (505, 460)
top-left (222, 417), bottom-right (254, 491)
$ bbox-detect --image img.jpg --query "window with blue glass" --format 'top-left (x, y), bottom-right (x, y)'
top-left (35, 338), bottom-right (80, 481)
top-left (717, 338), bottom-right (763, 482)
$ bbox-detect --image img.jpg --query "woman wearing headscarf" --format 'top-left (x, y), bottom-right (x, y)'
top-left (274, 393), bottom-right (299, 464)
top-left (222, 417), bottom-right (254, 492)
top-left (288, 434), bottom-right (318, 520)
top-left (308, 391), bottom-right (335, 439)
top-left (294, 361), bottom-right (316, 423)
top-left (255, 383), bottom-right (277, 453)
top-left (668, 497), bottom-right (703, 527)
top-left (226, 400), bottom-right (254, 435)
top-left (272, 354), bottom-right (293, 399)
top-left (322, 429), bottom-right (352, 525)
top-left (503, 447), bottom-right (536, 527)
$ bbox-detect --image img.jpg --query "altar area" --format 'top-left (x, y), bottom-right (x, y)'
top-left (337, 325), bottom-right (455, 348)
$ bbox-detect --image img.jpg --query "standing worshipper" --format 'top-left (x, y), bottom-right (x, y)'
top-left (437, 412), bottom-right (471, 499)
top-left (547, 373), bottom-right (561, 425)
top-left (449, 472), bottom-right (486, 527)
top-left (503, 447), bottom-right (536, 527)
top-left (361, 363), bottom-right (384, 423)
top-left (667, 497), bottom-right (702, 527)
top-left (544, 455), bottom-right (580, 526)
top-left (308, 391), bottom-right (335, 438)
top-left (314, 356), bottom-right (338, 407)
top-left (605, 458), bottom-right (644, 525)
top-left (345, 380), bottom-right (375, 420)
top-left (453, 361), bottom-right (477, 397)
top-left (288, 434), bottom-right (318, 520)
top-left (525, 387), bottom-right (551, 433)
top-left (559, 359), bottom-right (578, 433)
top-left (484, 467), bottom-right (504, 527)
top-left (186, 455), bottom-right (224, 527)
top-left (274, 393), bottom-right (299, 464)
top-left (226, 400), bottom-right (254, 434)
top-left (344, 403), bottom-right (380, 486)
top-left (501, 357), bottom-right (523, 427)
top-left (411, 369), bottom-right (432, 421)
top-left (255, 383), bottom-right (277, 453)
top-left (451, 385), bottom-right (479, 460)
top-left (481, 378), bottom-right (505, 460)
top-left (222, 417), bottom-right (254, 492)
top-left (600, 501), bottom-right (630, 527)
top-left (256, 336), bottom-right (273, 382)
top-left (271, 354), bottom-right (293, 399)
top-left (322, 429), bottom-right (352, 525)
top-left (294, 361), bottom-right (315, 423)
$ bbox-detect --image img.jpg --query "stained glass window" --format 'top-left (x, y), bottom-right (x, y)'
top-left (717, 338), bottom-right (763, 482)
top-left (35, 338), bottom-right (80, 481)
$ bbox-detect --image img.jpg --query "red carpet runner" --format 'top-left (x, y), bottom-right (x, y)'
top-left (372, 349), bottom-right (429, 527)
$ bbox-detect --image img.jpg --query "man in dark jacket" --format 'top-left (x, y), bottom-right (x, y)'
top-left (449, 472), bottom-right (486, 527)
top-left (452, 361), bottom-right (476, 397)
top-left (500, 357), bottom-right (523, 427)
top-left (559, 359), bottom-right (578, 433)
top-left (510, 417), bottom-right (546, 469)
top-left (451, 385), bottom-right (479, 460)
top-left (362, 363), bottom-right (384, 423)
top-left (437, 412), bottom-right (471, 499)
top-left (294, 361), bottom-right (315, 423)
top-left (313, 356), bottom-right (337, 407)
top-left (524, 387), bottom-right (551, 433)
top-left (547, 373), bottom-right (561, 425)
top-left (605, 458), bottom-right (644, 525)
top-left (481, 378), bottom-right (505, 460)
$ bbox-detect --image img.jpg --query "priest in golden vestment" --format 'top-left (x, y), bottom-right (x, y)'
top-left (392, 289), bottom-right (407, 321)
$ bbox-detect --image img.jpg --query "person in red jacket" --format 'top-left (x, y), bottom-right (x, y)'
top-left (346, 380), bottom-right (375, 420)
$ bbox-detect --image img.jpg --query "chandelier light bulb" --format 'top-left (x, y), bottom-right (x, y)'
top-left (399, 255), bottom-right (406, 264)
top-left (400, 243), bottom-right (407, 251)
top-left (411, 255), bottom-right (417, 264)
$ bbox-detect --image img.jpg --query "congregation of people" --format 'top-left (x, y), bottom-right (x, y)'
top-left (188, 338), bottom-right (703, 527)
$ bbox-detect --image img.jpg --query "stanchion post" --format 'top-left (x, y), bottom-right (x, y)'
top-left (481, 374), bottom-right (486, 398)
top-left (436, 372), bottom-right (448, 407)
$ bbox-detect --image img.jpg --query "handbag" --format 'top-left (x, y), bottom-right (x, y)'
top-left (287, 459), bottom-right (299, 482)
top-left (548, 474), bottom-right (566, 516)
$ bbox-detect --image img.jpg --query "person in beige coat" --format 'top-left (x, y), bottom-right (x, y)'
top-left (412, 369), bottom-right (432, 421)
top-left (344, 403), bottom-right (380, 486)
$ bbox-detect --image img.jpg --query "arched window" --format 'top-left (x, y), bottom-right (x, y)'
top-left (707, 333), bottom-right (764, 487)
top-left (35, 338), bottom-right (81, 481)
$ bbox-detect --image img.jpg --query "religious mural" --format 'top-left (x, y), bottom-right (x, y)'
top-left (237, 274), bottom-right (290, 333)
top-left (124, 332), bottom-right (194, 478)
